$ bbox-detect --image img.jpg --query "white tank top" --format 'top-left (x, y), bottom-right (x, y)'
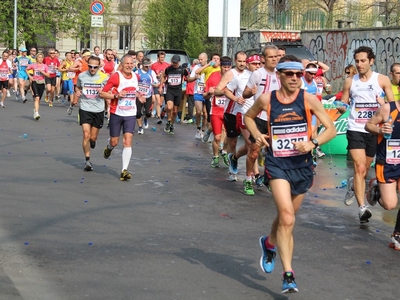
top-left (348, 72), bottom-right (383, 132)
top-left (226, 69), bottom-right (254, 115)
top-left (224, 68), bottom-right (240, 115)
top-left (115, 71), bottom-right (138, 117)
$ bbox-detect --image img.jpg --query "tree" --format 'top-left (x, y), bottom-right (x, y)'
top-left (143, 0), bottom-right (217, 57)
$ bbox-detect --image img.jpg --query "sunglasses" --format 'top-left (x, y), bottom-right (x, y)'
top-left (250, 62), bottom-right (261, 65)
top-left (307, 72), bottom-right (316, 76)
top-left (281, 71), bottom-right (303, 78)
top-left (88, 65), bottom-right (99, 69)
top-left (49, 52), bottom-right (55, 54)
top-left (345, 71), bottom-right (350, 75)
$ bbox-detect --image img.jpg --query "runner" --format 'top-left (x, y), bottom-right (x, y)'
top-left (67, 49), bottom-right (91, 115)
top-left (101, 49), bottom-right (116, 76)
top-left (26, 53), bottom-right (50, 120)
top-left (244, 55), bottom-right (336, 293)
top-left (339, 46), bottom-right (394, 223)
top-left (58, 52), bottom-right (75, 103)
top-left (100, 54), bottom-right (143, 180)
top-left (242, 45), bottom-right (281, 186)
top-left (14, 47), bottom-right (31, 103)
top-left (226, 54), bottom-right (262, 195)
top-left (71, 56), bottom-right (108, 171)
top-left (0, 51), bottom-right (12, 108)
top-left (135, 57), bottom-right (158, 134)
top-left (8, 50), bottom-right (17, 97)
top-left (203, 56), bottom-right (232, 168)
top-left (214, 51), bottom-right (247, 182)
top-left (43, 48), bottom-right (61, 107)
top-left (365, 91), bottom-right (400, 250)
top-left (54, 49), bottom-right (63, 102)
top-left (159, 54), bottom-right (189, 135)
top-left (151, 51), bottom-right (170, 124)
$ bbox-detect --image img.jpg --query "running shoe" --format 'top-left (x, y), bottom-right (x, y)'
top-left (243, 179), bottom-right (255, 196)
top-left (359, 205), bottom-right (372, 223)
top-left (55, 95), bottom-right (61, 103)
top-left (211, 156), bottom-right (220, 168)
top-left (90, 140), bottom-right (96, 149)
top-left (282, 272), bottom-right (299, 294)
top-left (157, 117), bottom-right (162, 124)
top-left (6, 90), bottom-right (10, 98)
top-left (195, 129), bottom-right (202, 139)
top-left (103, 146), bottom-right (113, 159)
top-left (120, 169), bottom-right (132, 181)
top-left (45, 95), bottom-right (49, 102)
top-left (169, 125), bottom-right (174, 135)
top-left (389, 232), bottom-right (400, 250)
top-left (84, 161), bottom-right (93, 171)
top-left (22, 97), bottom-right (27, 103)
top-left (344, 177), bottom-right (355, 206)
top-left (67, 106), bottom-right (73, 115)
top-left (367, 178), bottom-right (380, 206)
top-left (228, 153), bottom-right (238, 174)
top-left (202, 130), bottom-right (211, 143)
top-left (255, 175), bottom-right (264, 188)
top-left (33, 110), bottom-right (40, 120)
top-left (0, 102), bottom-right (5, 108)
top-left (221, 153), bottom-right (229, 167)
top-left (315, 147), bottom-right (325, 158)
top-left (164, 121), bottom-right (171, 133)
top-left (143, 118), bottom-right (149, 129)
top-left (49, 102), bottom-right (53, 107)
top-left (259, 236), bottom-right (276, 273)
top-left (228, 172), bottom-right (238, 182)
top-left (138, 128), bottom-right (144, 134)
top-left (186, 118), bottom-right (193, 124)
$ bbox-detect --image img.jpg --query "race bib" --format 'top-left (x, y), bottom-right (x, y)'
top-left (20, 59), bottom-right (28, 67)
top-left (196, 82), bottom-right (205, 94)
top-left (215, 96), bottom-right (226, 107)
top-left (355, 102), bottom-right (379, 123)
top-left (82, 83), bottom-right (102, 99)
top-left (118, 93), bottom-right (136, 110)
top-left (49, 64), bottom-right (56, 74)
top-left (138, 82), bottom-right (151, 95)
top-left (271, 123), bottom-right (308, 157)
top-left (386, 139), bottom-right (400, 164)
top-left (168, 74), bottom-right (182, 86)
top-left (0, 67), bottom-right (8, 80)
top-left (67, 71), bottom-right (75, 79)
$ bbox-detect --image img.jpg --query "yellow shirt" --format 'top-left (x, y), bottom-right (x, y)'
top-left (391, 83), bottom-right (400, 101)
top-left (27, 55), bottom-right (36, 74)
top-left (202, 66), bottom-right (220, 81)
top-left (61, 60), bottom-right (74, 81)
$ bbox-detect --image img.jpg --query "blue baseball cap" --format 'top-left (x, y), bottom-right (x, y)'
top-left (20, 47), bottom-right (27, 52)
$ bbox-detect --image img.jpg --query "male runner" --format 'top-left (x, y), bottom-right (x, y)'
top-left (43, 48), bottom-right (61, 107)
top-left (100, 54), bottom-right (143, 180)
top-left (159, 54), bottom-right (189, 135)
top-left (151, 51), bottom-right (170, 124)
top-left (0, 51), bottom-right (12, 108)
top-left (244, 55), bottom-right (336, 293)
top-left (72, 56), bottom-right (108, 171)
top-left (339, 46), bottom-right (394, 223)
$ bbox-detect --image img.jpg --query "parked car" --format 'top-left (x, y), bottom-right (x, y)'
top-left (246, 41), bottom-right (315, 61)
top-left (143, 49), bottom-right (191, 65)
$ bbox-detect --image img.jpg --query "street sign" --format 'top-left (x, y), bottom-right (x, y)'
top-left (91, 15), bottom-right (103, 27)
top-left (90, 1), bottom-right (105, 15)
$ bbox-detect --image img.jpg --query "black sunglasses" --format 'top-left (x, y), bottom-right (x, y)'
top-left (345, 71), bottom-right (350, 75)
top-left (88, 65), bottom-right (99, 69)
top-left (281, 71), bottom-right (303, 78)
top-left (307, 72), bottom-right (316, 76)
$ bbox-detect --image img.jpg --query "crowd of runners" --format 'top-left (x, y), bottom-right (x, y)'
top-left (1, 44), bottom-right (400, 294)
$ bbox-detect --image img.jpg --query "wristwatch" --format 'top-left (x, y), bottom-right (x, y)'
top-left (311, 138), bottom-right (319, 148)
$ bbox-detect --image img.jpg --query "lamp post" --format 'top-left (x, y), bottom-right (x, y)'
top-left (14, 0), bottom-right (17, 49)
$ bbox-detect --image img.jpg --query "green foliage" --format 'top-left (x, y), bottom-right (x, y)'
top-left (0, 0), bottom-right (112, 49)
top-left (143, 0), bottom-right (218, 57)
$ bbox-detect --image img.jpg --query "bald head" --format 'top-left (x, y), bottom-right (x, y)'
top-left (198, 53), bottom-right (208, 66)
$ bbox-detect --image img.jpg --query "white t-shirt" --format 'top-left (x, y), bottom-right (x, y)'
top-left (227, 69), bottom-right (254, 115)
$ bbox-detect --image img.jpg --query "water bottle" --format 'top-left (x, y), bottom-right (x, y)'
top-left (384, 116), bottom-right (393, 140)
top-left (209, 61), bottom-right (215, 67)
top-left (333, 101), bottom-right (349, 109)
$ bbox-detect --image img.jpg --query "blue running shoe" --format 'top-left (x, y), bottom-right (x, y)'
top-left (228, 153), bottom-right (238, 174)
top-left (282, 272), bottom-right (299, 294)
top-left (259, 236), bottom-right (276, 273)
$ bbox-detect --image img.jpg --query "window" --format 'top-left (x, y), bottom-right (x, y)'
top-left (119, 25), bottom-right (130, 50)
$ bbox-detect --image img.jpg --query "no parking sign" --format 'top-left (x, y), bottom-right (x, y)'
top-left (90, 1), bottom-right (105, 15)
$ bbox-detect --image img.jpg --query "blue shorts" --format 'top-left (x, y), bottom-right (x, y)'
top-left (265, 163), bottom-right (313, 195)
top-left (376, 162), bottom-right (400, 183)
top-left (194, 93), bottom-right (205, 102)
top-left (17, 72), bottom-right (28, 80)
top-left (109, 113), bottom-right (136, 137)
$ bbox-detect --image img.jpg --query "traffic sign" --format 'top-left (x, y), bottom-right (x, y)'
top-left (91, 15), bottom-right (103, 27)
top-left (90, 1), bottom-right (105, 15)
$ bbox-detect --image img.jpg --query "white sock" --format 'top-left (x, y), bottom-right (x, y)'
top-left (122, 147), bottom-right (132, 170)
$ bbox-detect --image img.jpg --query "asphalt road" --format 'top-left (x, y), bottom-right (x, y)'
top-left (0, 94), bottom-right (398, 300)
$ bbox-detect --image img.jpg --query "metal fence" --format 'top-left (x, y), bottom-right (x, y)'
top-left (241, 9), bottom-right (400, 30)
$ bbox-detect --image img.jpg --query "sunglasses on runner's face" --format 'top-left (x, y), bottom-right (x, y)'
top-left (345, 71), bottom-right (350, 75)
top-left (281, 71), bottom-right (303, 78)
top-left (88, 65), bottom-right (99, 69)
top-left (307, 72), bottom-right (316, 76)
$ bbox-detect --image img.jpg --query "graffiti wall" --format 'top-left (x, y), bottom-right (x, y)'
top-left (302, 27), bottom-right (400, 92)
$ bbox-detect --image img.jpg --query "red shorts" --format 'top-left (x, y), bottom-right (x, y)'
top-left (236, 112), bottom-right (246, 132)
top-left (211, 113), bottom-right (224, 135)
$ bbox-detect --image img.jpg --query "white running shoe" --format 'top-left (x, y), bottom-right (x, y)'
top-left (6, 90), bottom-right (10, 98)
top-left (33, 110), bottom-right (40, 120)
top-left (195, 129), bottom-right (201, 139)
top-left (138, 128), bottom-right (144, 134)
top-left (228, 172), bottom-right (238, 182)
top-left (344, 177), bottom-right (355, 206)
